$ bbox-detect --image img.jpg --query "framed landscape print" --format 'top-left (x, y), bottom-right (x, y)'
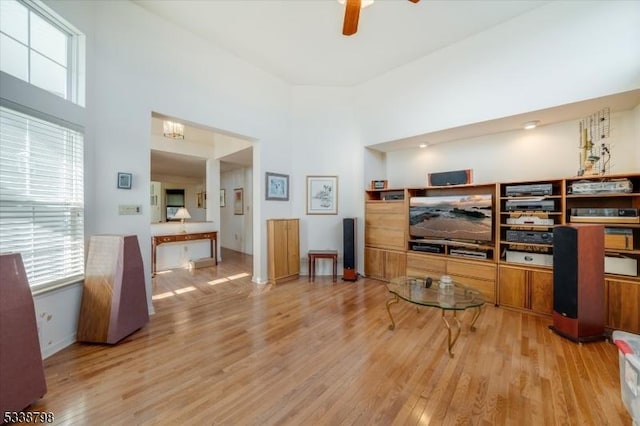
top-left (306, 176), bottom-right (338, 215)
top-left (266, 172), bottom-right (289, 201)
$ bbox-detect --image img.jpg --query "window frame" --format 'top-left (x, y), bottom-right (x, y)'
top-left (0, 0), bottom-right (84, 105)
top-left (0, 0), bottom-right (86, 294)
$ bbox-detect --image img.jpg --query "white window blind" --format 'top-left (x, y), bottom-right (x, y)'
top-left (0, 106), bottom-right (84, 290)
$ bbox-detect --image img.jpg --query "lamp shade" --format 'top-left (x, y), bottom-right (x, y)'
top-left (173, 207), bottom-right (191, 220)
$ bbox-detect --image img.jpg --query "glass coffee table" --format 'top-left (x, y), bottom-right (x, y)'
top-left (386, 276), bottom-right (485, 357)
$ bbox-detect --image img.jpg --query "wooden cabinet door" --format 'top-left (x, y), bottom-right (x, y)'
top-left (384, 250), bottom-right (407, 281)
top-left (365, 247), bottom-right (385, 280)
top-left (286, 220), bottom-right (300, 276)
top-left (406, 253), bottom-right (446, 277)
top-left (268, 219), bottom-right (300, 283)
top-left (529, 269), bottom-right (553, 315)
top-left (607, 278), bottom-right (640, 333)
top-left (498, 266), bottom-right (527, 309)
top-left (365, 202), bottom-right (406, 250)
top-left (271, 220), bottom-right (290, 279)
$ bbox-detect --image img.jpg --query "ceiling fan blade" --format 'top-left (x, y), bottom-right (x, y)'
top-left (342, 0), bottom-right (361, 36)
top-left (408, 0), bottom-right (420, 3)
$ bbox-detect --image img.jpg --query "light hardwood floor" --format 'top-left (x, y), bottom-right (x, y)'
top-left (26, 249), bottom-right (630, 425)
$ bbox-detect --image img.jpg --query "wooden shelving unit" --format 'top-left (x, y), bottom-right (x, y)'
top-left (364, 173), bottom-right (640, 333)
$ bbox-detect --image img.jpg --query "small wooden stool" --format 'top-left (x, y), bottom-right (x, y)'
top-left (308, 250), bottom-right (338, 282)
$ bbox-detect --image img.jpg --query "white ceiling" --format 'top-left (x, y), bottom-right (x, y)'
top-left (141, 0), bottom-right (638, 169)
top-left (134, 0), bottom-right (550, 87)
top-left (151, 146), bottom-right (253, 178)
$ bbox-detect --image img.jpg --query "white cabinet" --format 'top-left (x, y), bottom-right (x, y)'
top-left (150, 181), bottom-right (162, 223)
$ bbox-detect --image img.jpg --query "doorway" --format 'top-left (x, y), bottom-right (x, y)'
top-left (149, 113), bottom-right (254, 290)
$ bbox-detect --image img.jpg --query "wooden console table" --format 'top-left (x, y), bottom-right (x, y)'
top-left (152, 231), bottom-right (217, 275)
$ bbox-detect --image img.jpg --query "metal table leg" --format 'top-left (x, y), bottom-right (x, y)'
top-left (441, 310), bottom-right (462, 358)
top-left (386, 294), bottom-right (399, 330)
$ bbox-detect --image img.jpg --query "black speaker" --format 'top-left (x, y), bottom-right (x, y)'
top-left (551, 224), bottom-right (605, 342)
top-left (343, 218), bottom-right (358, 281)
top-left (428, 169), bottom-right (472, 186)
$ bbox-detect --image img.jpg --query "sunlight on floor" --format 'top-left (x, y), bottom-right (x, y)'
top-left (207, 272), bottom-right (250, 286)
top-left (174, 286), bottom-right (196, 294)
top-left (152, 272), bottom-right (252, 300)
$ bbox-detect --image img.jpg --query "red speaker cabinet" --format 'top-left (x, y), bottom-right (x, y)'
top-left (550, 224), bottom-right (605, 342)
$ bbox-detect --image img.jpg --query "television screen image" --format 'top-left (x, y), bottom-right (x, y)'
top-left (410, 194), bottom-right (493, 242)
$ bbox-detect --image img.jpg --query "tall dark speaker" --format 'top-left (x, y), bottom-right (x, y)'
top-left (343, 218), bottom-right (358, 281)
top-left (550, 224), bottom-right (605, 342)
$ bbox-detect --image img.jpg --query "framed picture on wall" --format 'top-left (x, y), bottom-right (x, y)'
top-left (220, 189), bottom-right (226, 207)
top-left (117, 172), bottom-right (132, 189)
top-left (234, 188), bottom-right (244, 215)
top-left (306, 175), bottom-right (338, 215)
top-left (265, 172), bottom-right (289, 201)
top-left (197, 191), bottom-right (206, 209)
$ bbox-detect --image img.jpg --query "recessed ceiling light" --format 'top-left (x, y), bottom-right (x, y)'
top-left (523, 120), bottom-right (540, 130)
top-left (419, 143), bottom-right (427, 148)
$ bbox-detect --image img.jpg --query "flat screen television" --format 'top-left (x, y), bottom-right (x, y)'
top-left (409, 194), bottom-right (493, 242)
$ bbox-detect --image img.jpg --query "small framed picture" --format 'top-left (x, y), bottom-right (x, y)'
top-left (197, 192), bottom-right (206, 209)
top-left (266, 172), bottom-right (289, 201)
top-left (220, 189), bottom-right (226, 207)
top-left (117, 172), bottom-right (132, 189)
top-left (371, 180), bottom-right (388, 190)
top-left (234, 188), bottom-right (244, 215)
top-left (306, 175), bottom-right (338, 215)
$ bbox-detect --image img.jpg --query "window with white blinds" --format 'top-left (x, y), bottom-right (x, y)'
top-left (0, 106), bottom-right (84, 290)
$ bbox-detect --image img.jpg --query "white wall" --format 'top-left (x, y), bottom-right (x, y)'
top-left (31, 0), bottom-right (291, 356)
top-left (220, 167), bottom-right (253, 254)
top-left (290, 86), bottom-right (366, 276)
top-left (355, 1), bottom-right (640, 145)
top-left (385, 110), bottom-right (640, 188)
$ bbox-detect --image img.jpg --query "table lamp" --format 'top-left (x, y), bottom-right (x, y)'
top-left (173, 207), bottom-right (191, 233)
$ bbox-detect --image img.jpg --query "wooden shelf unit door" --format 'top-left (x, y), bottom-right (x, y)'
top-left (267, 219), bottom-right (300, 285)
top-left (606, 278), bottom-right (640, 333)
top-left (498, 265), bottom-right (553, 316)
top-left (364, 247), bottom-right (406, 281)
top-left (364, 190), bottom-right (407, 281)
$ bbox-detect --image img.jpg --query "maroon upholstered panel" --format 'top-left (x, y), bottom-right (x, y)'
top-left (77, 235), bottom-right (149, 344)
top-left (0, 253), bottom-right (47, 413)
top-left (109, 235), bottom-right (149, 343)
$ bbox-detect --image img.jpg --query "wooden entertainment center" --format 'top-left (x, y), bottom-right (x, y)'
top-left (364, 172), bottom-right (640, 334)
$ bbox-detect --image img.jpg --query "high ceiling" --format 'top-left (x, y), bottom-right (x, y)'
top-left (134, 0), bottom-right (549, 87)
top-left (139, 0), bottom-right (638, 162)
